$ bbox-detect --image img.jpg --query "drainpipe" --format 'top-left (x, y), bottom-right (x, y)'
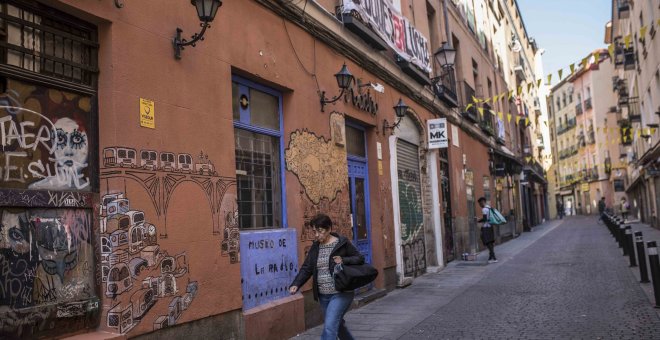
top-left (442, 0), bottom-right (452, 47)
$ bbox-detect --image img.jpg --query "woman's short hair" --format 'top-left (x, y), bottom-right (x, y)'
top-left (309, 213), bottom-right (333, 230)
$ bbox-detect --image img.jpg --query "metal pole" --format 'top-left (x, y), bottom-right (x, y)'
top-left (634, 232), bottom-right (650, 283)
top-left (647, 241), bottom-right (660, 308)
top-left (618, 223), bottom-right (626, 252)
top-left (624, 226), bottom-right (636, 267)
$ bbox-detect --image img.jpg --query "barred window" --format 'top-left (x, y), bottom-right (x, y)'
top-left (232, 77), bottom-right (283, 229)
top-left (0, 0), bottom-right (98, 87)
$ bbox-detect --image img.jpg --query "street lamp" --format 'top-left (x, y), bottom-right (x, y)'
top-left (383, 98), bottom-right (409, 135)
top-left (433, 42), bottom-right (456, 69)
top-left (319, 63), bottom-right (354, 112)
top-left (173, 0), bottom-right (223, 59)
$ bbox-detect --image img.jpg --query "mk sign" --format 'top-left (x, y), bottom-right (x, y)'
top-left (428, 118), bottom-right (448, 149)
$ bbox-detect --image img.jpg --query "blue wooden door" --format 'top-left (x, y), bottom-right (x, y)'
top-left (348, 159), bottom-right (372, 264)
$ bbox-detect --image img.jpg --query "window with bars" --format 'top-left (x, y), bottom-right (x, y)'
top-left (0, 0), bottom-right (98, 87)
top-left (232, 77), bottom-right (283, 230)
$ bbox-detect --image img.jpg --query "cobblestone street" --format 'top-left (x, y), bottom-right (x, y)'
top-left (294, 217), bottom-right (660, 340)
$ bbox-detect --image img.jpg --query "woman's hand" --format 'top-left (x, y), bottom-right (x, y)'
top-left (333, 256), bottom-right (343, 264)
top-left (289, 286), bottom-right (298, 295)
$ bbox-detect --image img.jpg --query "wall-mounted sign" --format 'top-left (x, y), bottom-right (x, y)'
top-left (343, 82), bottom-right (379, 115)
top-left (428, 118), bottom-right (448, 149)
top-left (240, 229), bottom-right (298, 310)
top-left (342, 1), bottom-right (431, 73)
top-left (139, 98), bottom-right (155, 129)
top-left (581, 183), bottom-right (589, 192)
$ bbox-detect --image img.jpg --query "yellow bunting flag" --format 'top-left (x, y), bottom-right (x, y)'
top-left (484, 97), bottom-right (491, 104)
top-left (492, 94), bottom-right (499, 102)
top-left (624, 34), bottom-right (632, 49)
top-left (657, 19), bottom-right (660, 26)
top-left (535, 79), bottom-right (541, 88)
top-left (466, 103), bottom-right (473, 111)
top-left (507, 113), bottom-right (512, 123)
top-left (527, 83), bottom-right (533, 93)
top-left (525, 157), bottom-right (531, 163)
top-left (637, 129), bottom-right (641, 137)
top-left (570, 63), bottom-right (576, 75)
top-left (558, 69), bottom-right (563, 80)
top-left (608, 44), bottom-right (615, 59)
top-left (517, 86), bottom-right (522, 95)
top-left (477, 107), bottom-right (484, 117)
top-left (640, 26), bottom-right (648, 39)
top-left (547, 74), bottom-right (552, 85)
top-left (594, 52), bottom-right (600, 63)
top-left (498, 112), bottom-right (503, 120)
top-left (508, 90), bottom-right (514, 100)
top-left (525, 117), bottom-right (529, 126)
top-left (652, 128), bottom-right (657, 135)
top-left (472, 95), bottom-right (480, 103)
top-left (581, 57), bottom-right (589, 69)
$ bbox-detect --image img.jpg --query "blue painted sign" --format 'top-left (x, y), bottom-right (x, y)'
top-left (240, 229), bottom-right (298, 310)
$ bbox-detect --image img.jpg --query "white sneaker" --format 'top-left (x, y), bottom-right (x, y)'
top-left (488, 259), bottom-right (498, 263)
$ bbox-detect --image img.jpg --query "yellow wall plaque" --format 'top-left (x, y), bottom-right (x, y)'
top-left (140, 98), bottom-right (155, 129)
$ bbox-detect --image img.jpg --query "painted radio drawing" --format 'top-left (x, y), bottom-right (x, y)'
top-left (100, 192), bottom-right (197, 334)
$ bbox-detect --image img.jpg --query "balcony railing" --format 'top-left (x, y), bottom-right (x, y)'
top-left (432, 66), bottom-right (459, 108)
top-left (480, 104), bottom-right (495, 136)
top-left (584, 98), bottom-right (592, 110)
top-left (614, 42), bottom-right (636, 71)
top-left (576, 103), bottom-right (583, 115)
top-left (459, 81), bottom-right (479, 123)
top-left (587, 130), bottom-right (595, 145)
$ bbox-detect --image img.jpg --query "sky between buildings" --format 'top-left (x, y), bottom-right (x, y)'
top-left (517, 0), bottom-right (612, 85)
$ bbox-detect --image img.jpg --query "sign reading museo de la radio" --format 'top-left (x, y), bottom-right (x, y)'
top-left (342, 0), bottom-right (431, 73)
top-left (240, 229), bottom-right (298, 310)
top-left (428, 118), bottom-right (448, 149)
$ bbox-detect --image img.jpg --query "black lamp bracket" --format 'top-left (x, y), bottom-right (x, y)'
top-left (383, 117), bottom-right (403, 135)
top-left (319, 88), bottom-right (347, 112)
top-left (114, 0), bottom-right (124, 8)
top-left (174, 21), bottom-right (210, 59)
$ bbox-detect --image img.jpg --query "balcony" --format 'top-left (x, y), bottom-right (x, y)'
top-left (432, 67), bottom-right (459, 108)
top-left (614, 43), bottom-right (636, 71)
top-left (604, 157), bottom-right (612, 175)
top-left (577, 132), bottom-right (586, 147)
top-left (587, 129), bottom-right (595, 145)
top-left (479, 104), bottom-right (495, 136)
top-left (627, 96), bottom-right (641, 122)
top-left (584, 98), bottom-right (592, 111)
top-left (575, 103), bottom-right (583, 115)
top-left (566, 117), bottom-right (577, 131)
top-left (459, 81), bottom-right (479, 123)
top-left (570, 146), bottom-right (578, 156)
top-left (514, 55), bottom-right (526, 80)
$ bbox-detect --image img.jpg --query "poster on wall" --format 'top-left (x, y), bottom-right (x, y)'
top-left (427, 118), bottom-right (448, 149)
top-left (342, 0), bottom-right (431, 73)
top-left (140, 98), bottom-right (155, 129)
top-left (240, 229), bottom-right (298, 310)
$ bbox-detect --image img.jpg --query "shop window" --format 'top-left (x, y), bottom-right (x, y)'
top-left (232, 77), bottom-right (284, 229)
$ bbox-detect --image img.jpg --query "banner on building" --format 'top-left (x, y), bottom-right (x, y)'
top-left (342, 0), bottom-right (431, 73)
top-left (428, 118), bottom-right (448, 149)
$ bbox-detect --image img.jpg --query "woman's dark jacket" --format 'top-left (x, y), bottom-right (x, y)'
top-left (290, 233), bottom-right (364, 301)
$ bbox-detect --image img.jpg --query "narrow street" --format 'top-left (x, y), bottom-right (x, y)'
top-left (294, 217), bottom-right (660, 340)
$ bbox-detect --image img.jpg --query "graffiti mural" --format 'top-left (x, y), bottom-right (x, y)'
top-left (0, 208), bottom-right (99, 337)
top-left (285, 126), bottom-right (348, 204)
top-left (300, 190), bottom-right (352, 244)
top-left (100, 146), bottom-right (236, 335)
top-left (99, 191), bottom-right (197, 334)
top-left (0, 78), bottom-right (93, 191)
top-left (398, 180), bottom-right (426, 277)
top-left (101, 148), bottom-right (235, 237)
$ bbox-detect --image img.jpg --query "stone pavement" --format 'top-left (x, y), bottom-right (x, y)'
top-left (291, 216), bottom-right (660, 339)
top-left (291, 219), bottom-right (564, 340)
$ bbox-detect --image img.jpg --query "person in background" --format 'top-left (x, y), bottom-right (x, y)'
top-left (598, 197), bottom-right (606, 220)
top-left (621, 197), bottom-right (630, 221)
top-left (557, 200), bottom-right (564, 219)
top-left (289, 213), bottom-right (364, 340)
top-left (476, 197), bottom-right (497, 263)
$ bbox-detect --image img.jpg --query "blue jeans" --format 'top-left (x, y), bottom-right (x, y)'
top-left (318, 291), bottom-right (355, 340)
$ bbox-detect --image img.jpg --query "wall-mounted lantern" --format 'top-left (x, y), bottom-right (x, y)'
top-left (319, 64), bottom-right (354, 112)
top-left (433, 42), bottom-right (456, 69)
top-left (173, 0), bottom-right (222, 59)
top-left (383, 98), bottom-right (409, 135)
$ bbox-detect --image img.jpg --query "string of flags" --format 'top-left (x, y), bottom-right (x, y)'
top-left (465, 18), bottom-right (660, 113)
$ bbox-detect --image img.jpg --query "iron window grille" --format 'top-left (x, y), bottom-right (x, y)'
top-left (0, 0), bottom-right (99, 88)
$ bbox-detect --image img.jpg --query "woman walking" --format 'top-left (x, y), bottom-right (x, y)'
top-left (289, 213), bottom-right (364, 340)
